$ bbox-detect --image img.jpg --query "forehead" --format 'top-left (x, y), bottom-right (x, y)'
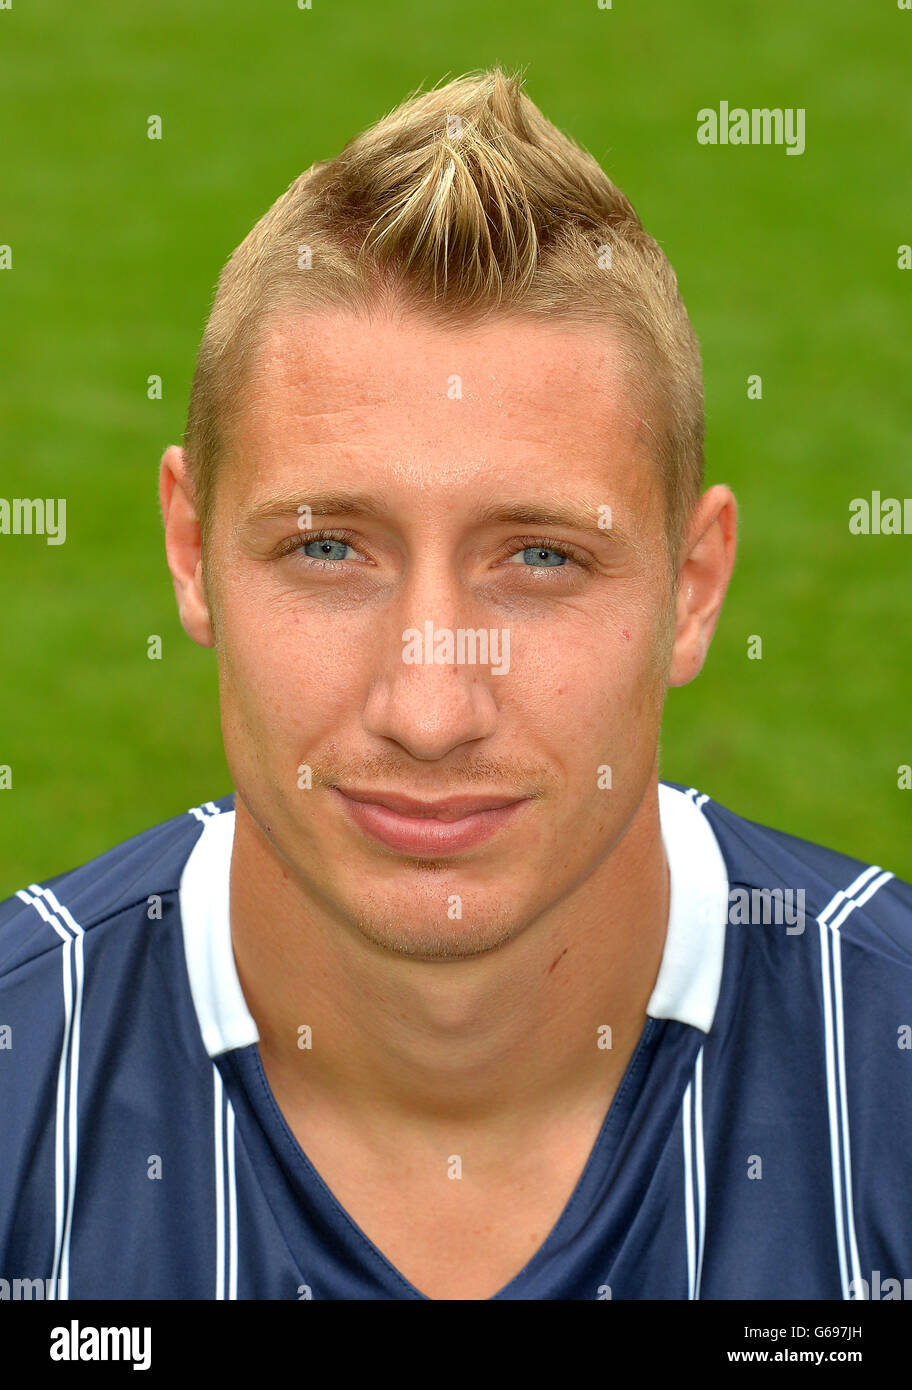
top-left (220, 304), bottom-right (663, 513)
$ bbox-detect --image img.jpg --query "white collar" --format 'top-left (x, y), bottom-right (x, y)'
top-left (179, 783), bottom-right (729, 1058)
top-left (648, 783), bottom-right (730, 1032)
top-left (179, 807), bottom-right (257, 1059)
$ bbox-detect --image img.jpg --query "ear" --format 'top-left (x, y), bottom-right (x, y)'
top-left (667, 484), bottom-right (737, 688)
top-left (159, 445), bottom-right (215, 649)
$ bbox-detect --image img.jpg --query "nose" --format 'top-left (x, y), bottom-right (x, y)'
top-left (361, 590), bottom-right (504, 762)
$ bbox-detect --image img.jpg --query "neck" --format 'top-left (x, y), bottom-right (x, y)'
top-left (229, 772), bottom-right (669, 1138)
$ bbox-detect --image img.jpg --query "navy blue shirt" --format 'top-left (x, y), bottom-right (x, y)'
top-left (1, 782), bottom-right (910, 1299)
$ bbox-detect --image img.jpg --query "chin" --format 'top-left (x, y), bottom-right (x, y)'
top-left (350, 905), bottom-right (522, 962)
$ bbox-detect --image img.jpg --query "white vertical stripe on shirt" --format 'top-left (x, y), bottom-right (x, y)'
top-left (817, 864), bottom-right (893, 1300)
top-left (226, 1099), bottom-right (238, 1300)
top-left (693, 1046), bottom-right (707, 1300)
top-left (15, 884), bottom-right (86, 1302)
top-left (682, 1045), bottom-right (707, 1299)
top-left (213, 1065), bottom-right (226, 1300)
top-left (682, 1074), bottom-right (696, 1298)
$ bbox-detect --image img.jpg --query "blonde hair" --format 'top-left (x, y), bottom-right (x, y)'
top-left (183, 66), bottom-right (704, 566)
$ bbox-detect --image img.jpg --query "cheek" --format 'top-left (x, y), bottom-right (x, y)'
top-left (540, 627), bottom-right (664, 775)
top-left (216, 583), bottom-right (361, 748)
top-left (528, 617), bottom-right (656, 717)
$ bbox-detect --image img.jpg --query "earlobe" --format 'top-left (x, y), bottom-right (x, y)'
top-left (159, 445), bottom-right (215, 650)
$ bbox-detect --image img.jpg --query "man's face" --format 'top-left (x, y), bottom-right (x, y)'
top-left (202, 304), bottom-right (680, 960)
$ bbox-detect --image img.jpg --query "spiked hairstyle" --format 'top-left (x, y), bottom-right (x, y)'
top-left (183, 67), bottom-right (704, 568)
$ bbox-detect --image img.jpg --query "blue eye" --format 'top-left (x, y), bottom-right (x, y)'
top-left (519, 546), bottom-right (568, 567)
top-left (302, 539), bottom-right (351, 562)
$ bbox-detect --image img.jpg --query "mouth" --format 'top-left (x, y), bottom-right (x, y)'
top-left (330, 786), bottom-right (530, 855)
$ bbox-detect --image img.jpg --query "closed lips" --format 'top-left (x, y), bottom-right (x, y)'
top-left (332, 788), bottom-right (526, 820)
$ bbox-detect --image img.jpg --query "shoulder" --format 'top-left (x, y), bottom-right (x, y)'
top-left (0, 794), bottom-right (236, 981)
top-left (661, 778), bottom-right (912, 959)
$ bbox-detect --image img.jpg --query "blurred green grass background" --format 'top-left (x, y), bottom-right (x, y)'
top-left (1, 0), bottom-right (910, 893)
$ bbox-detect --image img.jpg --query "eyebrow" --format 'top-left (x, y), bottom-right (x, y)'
top-left (237, 489), bottom-right (642, 550)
